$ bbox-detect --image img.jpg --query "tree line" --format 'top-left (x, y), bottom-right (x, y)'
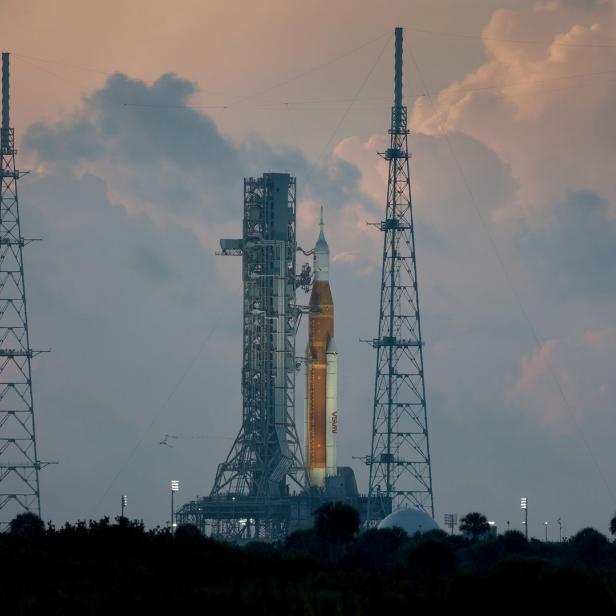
top-left (3, 504), bottom-right (616, 614)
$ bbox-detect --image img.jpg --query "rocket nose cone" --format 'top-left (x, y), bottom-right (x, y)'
top-left (314, 206), bottom-right (330, 281)
top-left (326, 337), bottom-right (337, 354)
top-left (315, 205), bottom-right (329, 253)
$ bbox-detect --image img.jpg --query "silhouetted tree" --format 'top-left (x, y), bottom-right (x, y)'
top-left (499, 530), bottom-right (528, 555)
top-left (314, 502), bottom-right (360, 542)
top-left (285, 528), bottom-right (319, 554)
top-left (610, 513), bottom-right (616, 537)
top-left (406, 538), bottom-right (457, 579)
top-left (459, 512), bottom-right (490, 541)
top-left (175, 523), bottom-right (202, 540)
top-left (9, 512), bottom-right (44, 536)
top-left (1, 513), bottom-right (616, 611)
top-left (314, 502), bottom-right (360, 560)
top-left (422, 528), bottom-right (448, 541)
top-left (570, 527), bottom-right (609, 565)
top-left (351, 527), bottom-right (408, 568)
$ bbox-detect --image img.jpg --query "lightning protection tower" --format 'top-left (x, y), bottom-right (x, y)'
top-left (367, 28), bottom-right (434, 520)
top-left (0, 53), bottom-right (47, 530)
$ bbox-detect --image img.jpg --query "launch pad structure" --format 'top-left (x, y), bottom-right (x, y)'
top-left (176, 174), bottom-right (388, 541)
top-left (177, 27), bottom-right (435, 542)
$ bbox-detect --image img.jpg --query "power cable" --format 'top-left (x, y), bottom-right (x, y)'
top-left (119, 65), bottom-right (616, 111)
top-left (221, 31), bottom-right (391, 109)
top-left (406, 25), bottom-right (616, 49)
top-left (12, 31), bottom-right (390, 107)
top-left (302, 33), bottom-right (392, 195)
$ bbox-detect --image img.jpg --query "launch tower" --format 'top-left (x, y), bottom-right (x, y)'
top-left (177, 179), bottom-right (388, 540)
top-left (0, 53), bottom-right (48, 530)
top-left (199, 173), bottom-right (307, 540)
top-left (367, 28), bottom-right (434, 519)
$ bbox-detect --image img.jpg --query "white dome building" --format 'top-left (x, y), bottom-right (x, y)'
top-left (378, 508), bottom-right (440, 536)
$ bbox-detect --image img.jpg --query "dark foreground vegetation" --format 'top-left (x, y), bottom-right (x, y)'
top-left (3, 506), bottom-right (616, 614)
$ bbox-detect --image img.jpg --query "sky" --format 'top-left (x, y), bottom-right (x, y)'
top-left (1, 0), bottom-right (615, 539)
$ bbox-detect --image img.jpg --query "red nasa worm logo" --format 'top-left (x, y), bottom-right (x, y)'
top-left (331, 411), bottom-right (338, 433)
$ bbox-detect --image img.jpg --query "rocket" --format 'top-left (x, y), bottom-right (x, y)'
top-left (305, 208), bottom-right (338, 487)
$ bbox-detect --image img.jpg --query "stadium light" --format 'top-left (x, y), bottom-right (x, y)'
top-left (170, 480), bottom-right (180, 533)
top-left (520, 497), bottom-right (528, 539)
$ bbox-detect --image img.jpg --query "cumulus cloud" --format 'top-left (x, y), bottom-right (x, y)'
top-left (410, 1), bottom-right (616, 223)
top-left (23, 72), bottom-right (370, 250)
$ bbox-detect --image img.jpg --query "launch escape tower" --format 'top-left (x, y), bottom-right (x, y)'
top-left (367, 28), bottom-right (434, 519)
top-left (207, 173), bottom-right (307, 539)
top-left (0, 53), bottom-right (47, 530)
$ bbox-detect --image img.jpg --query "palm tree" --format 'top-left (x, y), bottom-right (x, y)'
top-left (459, 511), bottom-right (490, 541)
top-left (609, 513), bottom-right (616, 537)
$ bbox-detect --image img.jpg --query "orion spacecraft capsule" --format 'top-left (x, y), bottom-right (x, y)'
top-left (305, 208), bottom-right (338, 487)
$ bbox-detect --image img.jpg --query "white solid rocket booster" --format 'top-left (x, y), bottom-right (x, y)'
top-left (326, 337), bottom-right (337, 477)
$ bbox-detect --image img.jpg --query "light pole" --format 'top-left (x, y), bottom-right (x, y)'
top-left (507, 520), bottom-right (511, 531)
top-left (521, 497), bottom-right (528, 540)
top-left (444, 513), bottom-right (457, 535)
top-left (557, 517), bottom-right (562, 542)
top-left (170, 480), bottom-right (179, 533)
top-left (544, 521), bottom-right (548, 542)
top-left (121, 494), bottom-right (127, 518)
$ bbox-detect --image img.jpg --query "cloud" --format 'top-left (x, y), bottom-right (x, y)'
top-left (512, 329), bottom-right (616, 433)
top-left (20, 167), bottom-right (239, 525)
top-left (23, 72), bottom-right (370, 248)
top-left (410, 1), bottom-right (616, 222)
top-left (517, 189), bottom-right (616, 297)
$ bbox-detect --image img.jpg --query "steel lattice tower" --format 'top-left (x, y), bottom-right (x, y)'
top-left (210, 173), bottom-right (307, 540)
top-left (367, 29), bottom-right (434, 519)
top-left (0, 53), bottom-right (46, 530)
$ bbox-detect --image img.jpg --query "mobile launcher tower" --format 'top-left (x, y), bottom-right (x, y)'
top-left (177, 175), bottom-right (387, 542)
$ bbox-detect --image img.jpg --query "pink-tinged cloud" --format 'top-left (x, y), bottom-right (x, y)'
top-left (410, 2), bottom-right (616, 223)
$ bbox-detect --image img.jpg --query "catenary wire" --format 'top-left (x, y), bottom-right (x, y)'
top-left (405, 25), bottom-right (616, 48)
top-left (301, 33), bottom-right (392, 196)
